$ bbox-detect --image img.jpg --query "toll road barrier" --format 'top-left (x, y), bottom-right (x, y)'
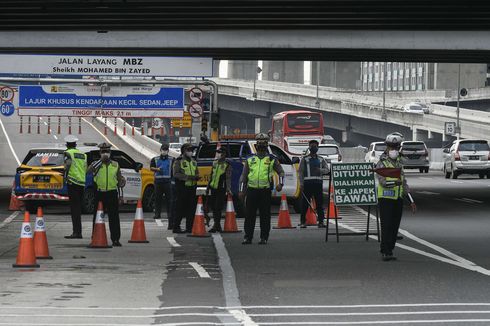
top-left (274, 193), bottom-right (295, 229)
top-left (128, 199), bottom-right (149, 243)
top-left (88, 202), bottom-right (112, 248)
top-left (33, 207), bottom-right (52, 259)
top-left (13, 211), bottom-right (40, 268)
top-left (305, 198), bottom-right (317, 226)
top-left (222, 194), bottom-right (241, 233)
top-left (188, 196), bottom-right (211, 238)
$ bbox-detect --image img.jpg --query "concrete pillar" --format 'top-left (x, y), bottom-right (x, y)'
top-left (311, 61), bottom-right (362, 90)
top-left (262, 61), bottom-right (304, 84)
top-left (412, 128), bottom-right (429, 141)
top-left (212, 60), bottom-right (220, 77)
top-left (228, 60), bottom-right (259, 80)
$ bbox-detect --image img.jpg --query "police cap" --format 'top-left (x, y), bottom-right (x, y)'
top-left (98, 142), bottom-right (112, 150)
top-left (64, 135), bottom-right (78, 144)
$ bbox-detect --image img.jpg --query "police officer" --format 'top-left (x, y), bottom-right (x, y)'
top-left (299, 139), bottom-right (329, 228)
top-left (88, 143), bottom-right (126, 247)
top-left (239, 133), bottom-right (284, 245)
top-left (150, 143), bottom-right (175, 230)
top-left (173, 143), bottom-right (199, 233)
top-left (376, 133), bottom-right (416, 261)
top-left (64, 135), bottom-right (87, 239)
top-left (206, 147), bottom-right (232, 233)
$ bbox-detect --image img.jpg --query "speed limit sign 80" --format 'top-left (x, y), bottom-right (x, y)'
top-left (0, 86), bottom-right (15, 102)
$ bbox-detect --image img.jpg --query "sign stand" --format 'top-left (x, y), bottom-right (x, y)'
top-left (325, 163), bottom-right (380, 243)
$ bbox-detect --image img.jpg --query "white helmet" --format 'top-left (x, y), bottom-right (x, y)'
top-left (64, 135), bottom-right (78, 143)
top-left (385, 132), bottom-right (404, 147)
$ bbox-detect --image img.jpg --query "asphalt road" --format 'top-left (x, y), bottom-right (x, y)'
top-left (2, 113), bottom-right (490, 325)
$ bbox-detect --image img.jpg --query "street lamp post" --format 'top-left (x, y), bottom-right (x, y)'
top-left (315, 61), bottom-right (320, 107)
top-left (456, 63), bottom-right (461, 139)
top-left (382, 62), bottom-right (387, 120)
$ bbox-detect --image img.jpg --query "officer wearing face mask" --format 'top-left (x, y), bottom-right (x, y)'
top-left (376, 132), bottom-right (416, 261)
top-left (173, 143), bottom-right (200, 233)
top-left (299, 139), bottom-right (329, 228)
top-left (87, 143), bottom-right (126, 246)
top-left (206, 147), bottom-right (232, 233)
top-left (150, 143), bottom-right (175, 229)
top-left (239, 133), bottom-right (285, 245)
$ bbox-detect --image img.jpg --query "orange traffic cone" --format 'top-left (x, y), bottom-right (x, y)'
top-left (33, 207), bottom-right (52, 259)
top-left (9, 181), bottom-right (23, 211)
top-left (188, 196), bottom-right (211, 238)
top-left (305, 197), bottom-right (317, 226)
top-left (13, 211), bottom-right (40, 268)
top-left (327, 185), bottom-right (339, 219)
top-left (128, 199), bottom-right (149, 243)
top-left (88, 202), bottom-right (112, 248)
top-left (274, 194), bottom-right (295, 229)
top-left (222, 194), bottom-right (241, 233)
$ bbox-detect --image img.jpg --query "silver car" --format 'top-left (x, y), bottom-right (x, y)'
top-left (443, 139), bottom-right (490, 179)
top-left (365, 142), bottom-right (386, 165)
top-left (400, 141), bottom-right (430, 173)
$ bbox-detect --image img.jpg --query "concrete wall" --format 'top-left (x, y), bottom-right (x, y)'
top-left (227, 60), bottom-right (259, 80)
top-left (311, 62), bottom-right (361, 90)
top-left (434, 63), bottom-right (487, 90)
top-left (262, 61), bottom-right (304, 84)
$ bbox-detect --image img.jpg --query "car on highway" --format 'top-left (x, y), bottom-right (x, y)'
top-left (443, 139), bottom-right (490, 179)
top-left (14, 144), bottom-right (154, 213)
top-left (169, 142), bottom-right (182, 154)
top-left (365, 142), bottom-right (387, 165)
top-left (403, 103), bottom-right (425, 114)
top-left (194, 140), bottom-right (302, 214)
top-left (400, 141), bottom-right (430, 173)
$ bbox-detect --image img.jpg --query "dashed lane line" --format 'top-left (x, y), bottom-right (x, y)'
top-left (0, 211), bottom-right (19, 229)
top-left (166, 237), bottom-right (181, 247)
top-left (188, 262), bottom-right (211, 279)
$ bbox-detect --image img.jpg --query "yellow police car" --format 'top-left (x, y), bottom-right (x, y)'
top-left (14, 145), bottom-right (154, 213)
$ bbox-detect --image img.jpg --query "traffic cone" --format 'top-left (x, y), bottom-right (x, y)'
top-left (306, 197), bottom-right (317, 226)
top-left (128, 199), bottom-right (149, 243)
top-left (274, 194), bottom-right (295, 229)
top-left (9, 181), bottom-right (23, 211)
top-left (188, 196), bottom-right (211, 238)
top-left (327, 185), bottom-right (339, 219)
top-left (88, 202), bottom-right (112, 248)
top-left (13, 211), bottom-right (40, 268)
top-left (33, 207), bottom-right (52, 259)
top-left (222, 194), bottom-right (241, 233)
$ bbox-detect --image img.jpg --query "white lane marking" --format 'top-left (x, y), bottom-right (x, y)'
top-left (416, 191), bottom-right (440, 195)
top-left (0, 116), bottom-right (20, 165)
top-left (155, 219), bottom-right (163, 227)
top-left (82, 118), bottom-right (119, 150)
top-left (0, 211), bottom-right (19, 229)
top-left (213, 233), bottom-right (258, 326)
top-left (53, 135), bottom-right (58, 140)
top-left (461, 198), bottom-right (483, 204)
top-left (43, 121), bottom-right (47, 126)
top-left (166, 237), bottom-right (181, 247)
top-left (350, 206), bottom-right (490, 276)
top-left (188, 262), bottom-right (211, 278)
top-left (450, 180), bottom-right (464, 184)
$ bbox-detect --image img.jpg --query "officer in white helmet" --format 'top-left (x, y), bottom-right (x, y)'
top-left (64, 135), bottom-right (87, 239)
top-left (376, 132), bottom-right (416, 261)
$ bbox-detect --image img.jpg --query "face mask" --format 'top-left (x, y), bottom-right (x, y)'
top-left (101, 153), bottom-right (110, 161)
top-left (257, 142), bottom-right (268, 151)
top-left (310, 146), bottom-right (318, 154)
top-left (161, 150), bottom-right (168, 156)
top-left (388, 150), bottom-right (399, 159)
top-left (185, 151), bottom-right (193, 158)
top-left (219, 153), bottom-right (226, 159)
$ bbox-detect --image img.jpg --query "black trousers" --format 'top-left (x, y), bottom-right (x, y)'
top-left (154, 181), bottom-right (174, 226)
top-left (244, 188), bottom-right (272, 241)
top-left (67, 183), bottom-right (84, 235)
top-left (93, 190), bottom-right (120, 242)
top-left (210, 188), bottom-right (226, 226)
top-left (300, 182), bottom-right (324, 224)
top-left (174, 185), bottom-right (197, 232)
top-left (379, 198), bottom-right (404, 254)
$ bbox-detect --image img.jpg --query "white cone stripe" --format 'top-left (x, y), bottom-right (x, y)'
top-left (280, 199), bottom-right (288, 211)
top-left (134, 208), bottom-right (144, 220)
top-left (226, 199), bottom-right (235, 213)
top-left (195, 203), bottom-right (204, 217)
top-left (20, 222), bottom-right (33, 238)
top-left (34, 217), bottom-right (46, 232)
top-left (95, 211), bottom-right (104, 224)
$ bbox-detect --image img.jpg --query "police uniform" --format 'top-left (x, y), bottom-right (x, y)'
top-left (207, 152), bottom-right (232, 232)
top-left (88, 143), bottom-right (125, 246)
top-left (173, 144), bottom-right (199, 233)
top-left (239, 137), bottom-right (284, 244)
top-left (376, 132), bottom-right (415, 261)
top-left (299, 152), bottom-right (329, 227)
top-left (64, 136), bottom-right (87, 239)
top-left (151, 151), bottom-right (175, 228)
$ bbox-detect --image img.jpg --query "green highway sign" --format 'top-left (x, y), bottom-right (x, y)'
top-left (331, 163), bottom-right (377, 206)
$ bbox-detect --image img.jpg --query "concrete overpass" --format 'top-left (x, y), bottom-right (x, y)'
top-left (215, 78), bottom-right (490, 145)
